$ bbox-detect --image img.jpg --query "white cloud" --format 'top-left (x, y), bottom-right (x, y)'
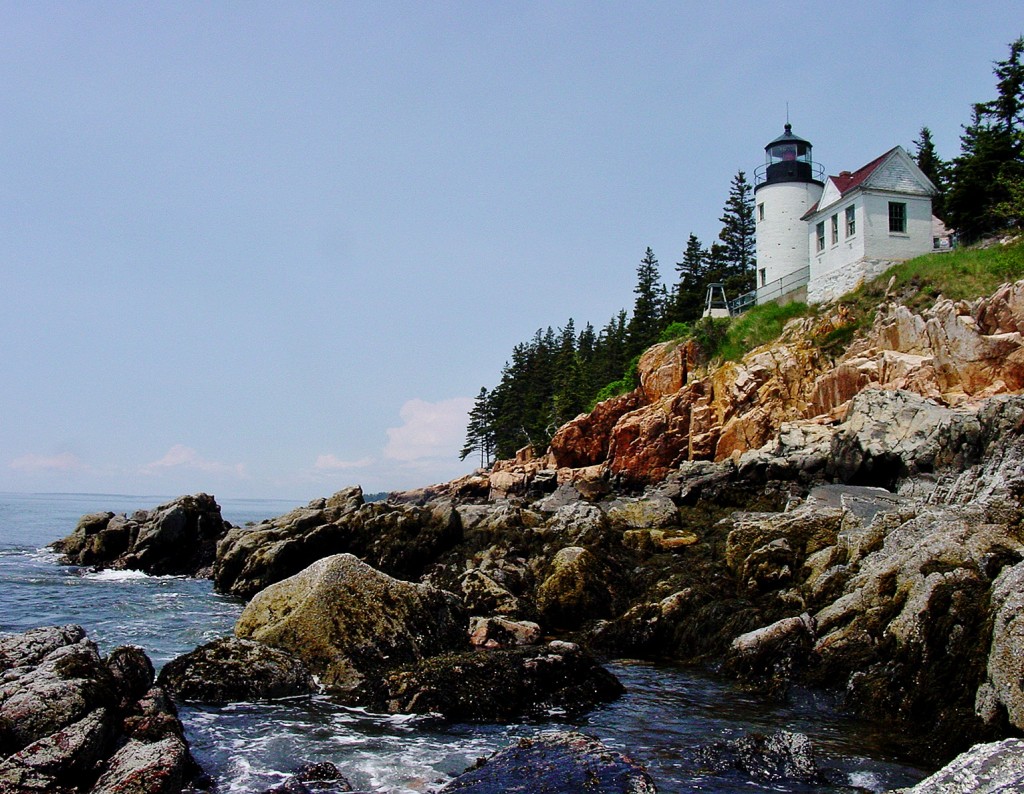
top-left (8, 452), bottom-right (85, 472)
top-left (140, 444), bottom-right (246, 478)
top-left (313, 454), bottom-right (375, 471)
top-left (384, 397), bottom-right (473, 462)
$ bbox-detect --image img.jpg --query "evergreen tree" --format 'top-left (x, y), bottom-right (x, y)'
top-left (947, 38), bottom-right (1024, 242)
top-left (717, 171), bottom-right (756, 295)
top-left (912, 126), bottom-right (949, 220)
top-left (671, 233), bottom-right (707, 324)
top-left (552, 319), bottom-right (585, 427)
top-left (460, 387), bottom-right (496, 467)
top-left (626, 247), bottom-right (663, 357)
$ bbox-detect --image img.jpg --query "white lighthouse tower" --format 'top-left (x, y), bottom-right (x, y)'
top-left (753, 124), bottom-right (824, 301)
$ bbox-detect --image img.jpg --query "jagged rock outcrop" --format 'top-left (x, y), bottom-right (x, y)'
top-left (891, 738), bottom-right (1024, 793)
top-left (52, 494), bottom-right (230, 577)
top-left (157, 638), bottom-right (317, 705)
top-left (234, 554), bottom-right (467, 695)
top-left (543, 279), bottom-right (1024, 488)
top-left (440, 731), bottom-right (657, 793)
top-left (214, 486), bottom-right (463, 599)
top-left (0, 625), bottom-right (204, 793)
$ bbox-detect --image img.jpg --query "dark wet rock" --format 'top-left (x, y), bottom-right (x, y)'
top-left (90, 735), bottom-right (193, 794)
top-left (0, 625), bottom-right (204, 793)
top-left (536, 546), bottom-right (612, 630)
top-left (235, 554), bottom-right (467, 695)
top-left (214, 487), bottom-right (463, 599)
top-left (696, 730), bottom-right (824, 785)
top-left (261, 761), bottom-right (354, 793)
top-left (51, 493), bottom-right (231, 577)
top-left (725, 613), bottom-right (817, 691)
top-left (890, 738), bottom-right (1024, 793)
top-left (441, 731), bottom-right (656, 792)
top-left (158, 637), bottom-right (317, 705)
top-left (723, 499), bottom-right (845, 596)
top-left (468, 617), bottom-right (541, 648)
top-left (367, 642), bottom-right (623, 721)
top-left (106, 645), bottom-right (156, 712)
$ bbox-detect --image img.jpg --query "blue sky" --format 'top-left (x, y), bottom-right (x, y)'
top-left (2, 2), bottom-right (1021, 500)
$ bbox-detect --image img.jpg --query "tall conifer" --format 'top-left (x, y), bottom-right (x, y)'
top-left (717, 171), bottom-right (756, 295)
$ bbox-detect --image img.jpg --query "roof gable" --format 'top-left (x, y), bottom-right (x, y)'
top-left (861, 146), bottom-right (937, 196)
top-left (808, 146), bottom-right (936, 218)
top-left (808, 179), bottom-right (844, 216)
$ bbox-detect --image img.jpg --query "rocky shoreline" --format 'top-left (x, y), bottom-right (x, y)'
top-left (12, 279), bottom-right (1024, 792)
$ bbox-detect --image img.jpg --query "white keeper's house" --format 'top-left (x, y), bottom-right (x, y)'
top-left (752, 123), bottom-right (950, 306)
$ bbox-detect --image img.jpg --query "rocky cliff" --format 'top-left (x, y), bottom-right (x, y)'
top-left (446, 279), bottom-right (1024, 497)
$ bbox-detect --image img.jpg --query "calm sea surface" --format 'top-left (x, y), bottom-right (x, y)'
top-left (0, 492), bottom-right (928, 793)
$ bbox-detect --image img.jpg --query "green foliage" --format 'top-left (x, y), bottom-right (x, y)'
top-left (658, 321), bottom-right (691, 342)
top-left (913, 126), bottom-right (949, 220)
top-left (718, 302), bottom-right (810, 362)
top-left (946, 38), bottom-right (1024, 242)
top-left (717, 170), bottom-right (756, 293)
top-left (627, 247), bottom-right (665, 357)
top-left (460, 387), bottom-right (496, 467)
top-left (591, 356), bottom-right (641, 407)
top-left (690, 317), bottom-right (731, 361)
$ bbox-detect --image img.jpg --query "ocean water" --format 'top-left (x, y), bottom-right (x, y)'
top-left (0, 492), bottom-right (928, 793)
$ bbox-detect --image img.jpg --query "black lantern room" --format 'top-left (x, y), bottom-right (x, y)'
top-left (757, 123), bottom-right (824, 187)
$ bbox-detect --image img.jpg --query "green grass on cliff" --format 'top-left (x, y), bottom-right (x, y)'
top-left (717, 300), bottom-right (810, 361)
top-left (818, 237), bottom-right (1024, 350)
top-left (595, 239), bottom-right (1024, 401)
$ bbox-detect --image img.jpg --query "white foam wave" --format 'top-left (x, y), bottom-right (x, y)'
top-left (83, 568), bottom-right (152, 582)
top-left (848, 770), bottom-right (884, 791)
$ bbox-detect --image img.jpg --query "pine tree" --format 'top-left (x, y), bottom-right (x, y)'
top-left (460, 387), bottom-right (496, 467)
top-left (717, 171), bottom-right (756, 295)
top-left (912, 126), bottom-right (949, 220)
top-left (947, 38), bottom-right (1024, 242)
top-left (670, 233), bottom-right (707, 324)
top-left (626, 247), bottom-right (663, 357)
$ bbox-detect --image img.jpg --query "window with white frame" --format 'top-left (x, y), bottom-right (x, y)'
top-left (816, 221), bottom-right (825, 252)
top-left (845, 205), bottom-right (856, 237)
top-left (831, 214), bottom-right (839, 245)
top-left (758, 203), bottom-right (764, 221)
top-left (889, 202), bottom-right (907, 233)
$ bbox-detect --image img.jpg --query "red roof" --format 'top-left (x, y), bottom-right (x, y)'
top-left (801, 147), bottom-right (900, 220)
top-left (830, 147), bottom-right (898, 195)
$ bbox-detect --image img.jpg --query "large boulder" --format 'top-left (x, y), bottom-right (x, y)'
top-left (536, 546), bottom-right (612, 630)
top-left (214, 488), bottom-right (463, 599)
top-left (52, 494), bottom-right (230, 577)
top-left (0, 625), bottom-right (204, 793)
top-left (158, 638), bottom-right (317, 705)
top-left (368, 641), bottom-right (624, 721)
top-left (234, 554), bottom-right (466, 695)
top-left (440, 731), bottom-right (657, 793)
